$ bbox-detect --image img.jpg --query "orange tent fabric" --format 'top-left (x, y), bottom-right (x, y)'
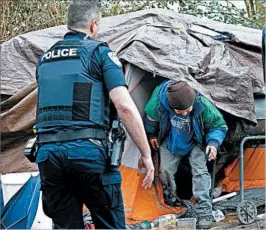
top-left (219, 147), bottom-right (265, 193)
top-left (120, 166), bottom-right (185, 224)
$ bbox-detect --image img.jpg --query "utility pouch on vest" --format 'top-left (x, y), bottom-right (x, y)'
top-left (108, 120), bottom-right (126, 169)
top-left (89, 82), bottom-right (106, 126)
top-left (24, 136), bottom-right (38, 163)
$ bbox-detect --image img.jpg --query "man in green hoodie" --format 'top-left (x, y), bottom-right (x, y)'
top-left (144, 80), bottom-right (227, 229)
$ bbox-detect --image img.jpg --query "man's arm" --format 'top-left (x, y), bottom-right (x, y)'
top-left (202, 97), bottom-right (227, 148)
top-left (110, 86), bottom-right (154, 188)
top-left (144, 115), bottom-right (160, 150)
top-left (143, 84), bottom-right (162, 149)
top-left (95, 46), bottom-right (154, 188)
top-left (144, 115), bottom-right (159, 138)
top-left (201, 96), bottom-right (227, 160)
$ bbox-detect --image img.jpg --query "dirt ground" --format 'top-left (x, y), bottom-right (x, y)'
top-left (211, 214), bottom-right (265, 229)
top-left (151, 214), bottom-right (265, 229)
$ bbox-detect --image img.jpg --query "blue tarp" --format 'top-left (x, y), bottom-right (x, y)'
top-left (0, 175), bottom-right (40, 229)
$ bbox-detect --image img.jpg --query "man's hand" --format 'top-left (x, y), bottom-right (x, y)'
top-left (149, 138), bottom-right (159, 150)
top-left (206, 145), bottom-right (217, 161)
top-left (137, 156), bottom-right (154, 189)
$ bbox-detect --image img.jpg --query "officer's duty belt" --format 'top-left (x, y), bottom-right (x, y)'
top-left (38, 128), bottom-right (106, 144)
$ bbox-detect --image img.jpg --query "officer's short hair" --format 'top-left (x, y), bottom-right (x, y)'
top-left (67, 0), bottom-right (101, 29)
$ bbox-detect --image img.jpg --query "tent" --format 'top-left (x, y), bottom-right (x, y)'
top-left (0, 175), bottom-right (40, 229)
top-left (1, 9), bottom-right (265, 225)
top-left (218, 147), bottom-right (265, 193)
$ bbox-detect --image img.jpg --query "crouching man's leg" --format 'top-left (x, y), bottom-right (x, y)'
top-left (159, 142), bottom-right (182, 206)
top-left (189, 144), bottom-right (212, 229)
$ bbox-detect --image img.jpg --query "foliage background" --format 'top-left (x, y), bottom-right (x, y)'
top-left (0, 0), bottom-right (265, 43)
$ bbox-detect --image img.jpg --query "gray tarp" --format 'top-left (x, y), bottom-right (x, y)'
top-left (1, 9), bottom-right (264, 123)
top-left (0, 9), bottom-right (264, 173)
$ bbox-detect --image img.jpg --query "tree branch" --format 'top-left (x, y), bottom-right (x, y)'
top-left (249, 0), bottom-right (256, 16)
top-left (244, 0), bottom-right (251, 17)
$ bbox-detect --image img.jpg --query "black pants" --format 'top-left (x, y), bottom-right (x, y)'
top-left (37, 140), bottom-right (125, 229)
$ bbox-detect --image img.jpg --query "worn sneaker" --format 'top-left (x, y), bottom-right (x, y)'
top-left (197, 215), bottom-right (213, 229)
top-left (162, 186), bottom-right (181, 207)
top-left (165, 198), bottom-right (182, 207)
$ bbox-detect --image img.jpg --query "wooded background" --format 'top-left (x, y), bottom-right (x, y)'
top-left (0, 0), bottom-right (265, 43)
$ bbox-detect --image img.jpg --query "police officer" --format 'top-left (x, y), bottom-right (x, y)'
top-left (35, 0), bottom-right (154, 229)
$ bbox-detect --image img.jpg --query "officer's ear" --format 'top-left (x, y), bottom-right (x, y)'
top-left (90, 19), bottom-right (98, 33)
top-left (90, 19), bottom-right (99, 40)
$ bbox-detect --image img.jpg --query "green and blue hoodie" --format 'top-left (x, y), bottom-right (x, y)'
top-left (144, 80), bottom-right (227, 155)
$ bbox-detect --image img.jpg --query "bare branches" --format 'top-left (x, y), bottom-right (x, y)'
top-left (0, 0), bottom-right (69, 43)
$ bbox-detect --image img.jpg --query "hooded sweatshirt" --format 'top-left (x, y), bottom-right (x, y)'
top-left (159, 82), bottom-right (195, 156)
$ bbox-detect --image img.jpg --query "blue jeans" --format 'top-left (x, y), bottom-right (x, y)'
top-left (159, 142), bottom-right (212, 216)
top-left (36, 139), bottom-right (125, 229)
